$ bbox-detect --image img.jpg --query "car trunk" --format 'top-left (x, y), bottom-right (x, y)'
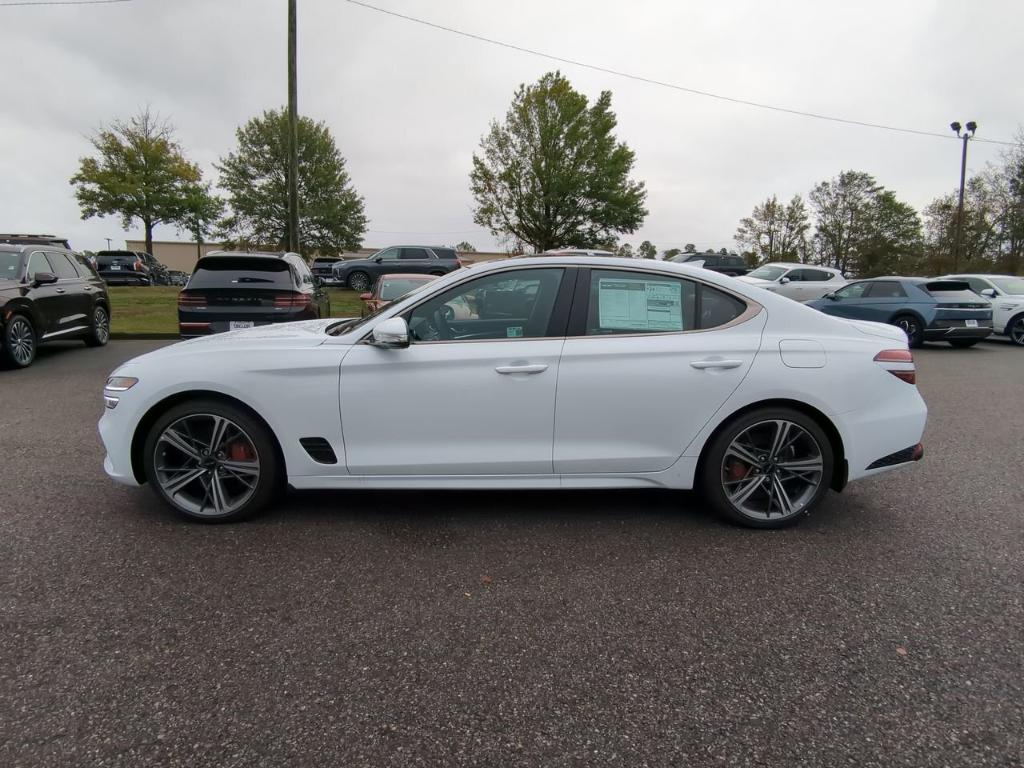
top-left (924, 280), bottom-right (992, 325)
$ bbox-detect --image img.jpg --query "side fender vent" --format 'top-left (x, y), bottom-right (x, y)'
top-left (299, 437), bottom-right (338, 464)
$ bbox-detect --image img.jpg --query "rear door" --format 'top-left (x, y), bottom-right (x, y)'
top-left (398, 247), bottom-right (435, 275)
top-left (854, 280), bottom-right (909, 323)
top-left (45, 251), bottom-right (92, 334)
top-left (553, 268), bottom-right (765, 474)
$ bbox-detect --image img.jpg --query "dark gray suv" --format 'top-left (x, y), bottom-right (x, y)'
top-left (332, 246), bottom-right (462, 292)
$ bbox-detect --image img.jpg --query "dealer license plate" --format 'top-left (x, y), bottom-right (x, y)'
top-left (965, 319), bottom-right (979, 328)
top-left (229, 321), bottom-right (255, 330)
top-left (110, 265), bottom-right (121, 270)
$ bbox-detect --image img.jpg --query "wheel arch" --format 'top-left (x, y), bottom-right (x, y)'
top-left (695, 398), bottom-right (848, 492)
top-left (3, 300), bottom-right (43, 333)
top-left (887, 308), bottom-right (927, 326)
top-left (1004, 310), bottom-right (1024, 337)
top-left (130, 389), bottom-right (287, 484)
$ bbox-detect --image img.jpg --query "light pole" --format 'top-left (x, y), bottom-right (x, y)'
top-left (287, 0), bottom-right (300, 254)
top-left (950, 121), bottom-right (977, 271)
top-left (105, 237), bottom-right (112, 250)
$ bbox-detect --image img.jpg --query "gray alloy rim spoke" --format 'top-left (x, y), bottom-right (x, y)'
top-left (158, 428), bottom-right (203, 461)
top-left (9, 320), bottom-right (33, 364)
top-left (95, 309), bottom-right (109, 341)
top-left (721, 419), bottom-right (824, 521)
top-left (1013, 322), bottom-right (1024, 344)
top-left (153, 414), bottom-right (260, 517)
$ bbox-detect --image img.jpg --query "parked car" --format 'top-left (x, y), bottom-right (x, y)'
top-left (359, 273), bottom-right (436, 315)
top-left (100, 255), bottom-right (927, 528)
top-left (95, 250), bottom-right (152, 286)
top-left (942, 273), bottom-right (1024, 347)
top-left (671, 252), bottom-right (749, 276)
top-left (177, 251), bottom-right (330, 338)
top-left (805, 277), bottom-right (992, 348)
top-left (138, 252), bottom-right (170, 285)
top-left (0, 233), bottom-right (72, 249)
top-left (311, 257), bottom-right (342, 284)
top-left (167, 270), bottom-right (189, 286)
top-left (333, 246), bottom-right (461, 292)
top-left (738, 263), bottom-right (846, 300)
top-left (542, 248), bottom-right (617, 258)
top-left (0, 243), bottom-right (111, 368)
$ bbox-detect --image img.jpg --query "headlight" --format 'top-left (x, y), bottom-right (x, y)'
top-left (105, 376), bottom-right (139, 391)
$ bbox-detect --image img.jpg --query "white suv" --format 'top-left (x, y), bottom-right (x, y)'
top-left (738, 262), bottom-right (846, 301)
top-left (943, 274), bottom-right (1024, 346)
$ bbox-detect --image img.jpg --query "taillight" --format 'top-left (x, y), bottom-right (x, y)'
top-left (874, 349), bottom-right (916, 384)
top-left (274, 293), bottom-right (312, 309)
top-left (178, 293), bottom-right (206, 308)
top-left (134, 259), bottom-right (143, 270)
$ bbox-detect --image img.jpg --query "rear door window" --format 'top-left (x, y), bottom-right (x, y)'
top-left (585, 269), bottom-right (697, 335)
top-left (866, 281), bottom-right (906, 299)
top-left (431, 248), bottom-right (457, 261)
top-left (400, 248), bottom-right (430, 260)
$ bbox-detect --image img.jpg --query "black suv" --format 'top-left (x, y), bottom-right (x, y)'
top-left (672, 252), bottom-right (750, 277)
top-left (95, 250), bottom-right (153, 285)
top-left (311, 257), bottom-right (342, 284)
top-left (177, 251), bottom-right (330, 337)
top-left (0, 243), bottom-right (111, 369)
top-left (332, 246), bottom-right (462, 292)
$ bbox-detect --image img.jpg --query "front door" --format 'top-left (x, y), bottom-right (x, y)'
top-left (340, 266), bottom-right (571, 475)
top-left (24, 251), bottom-right (72, 336)
top-left (554, 268), bottom-right (765, 474)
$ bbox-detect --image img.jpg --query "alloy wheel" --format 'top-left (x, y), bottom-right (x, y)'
top-left (348, 272), bottom-right (370, 292)
top-left (94, 307), bottom-right (110, 343)
top-left (894, 316), bottom-right (919, 342)
top-left (7, 317), bottom-right (35, 366)
top-left (153, 414), bottom-right (261, 517)
top-left (721, 419), bottom-right (825, 521)
top-left (1011, 318), bottom-right (1024, 346)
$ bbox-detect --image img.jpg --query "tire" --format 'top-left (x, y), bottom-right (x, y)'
top-left (347, 271), bottom-right (371, 292)
top-left (84, 304), bottom-right (110, 347)
top-left (2, 314), bottom-right (37, 369)
top-left (892, 314), bottom-right (924, 348)
top-left (948, 338), bottom-right (979, 348)
top-left (699, 407), bottom-right (834, 529)
top-left (143, 399), bottom-right (281, 523)
top-left (1006, 313), bottom-right (1024, 347)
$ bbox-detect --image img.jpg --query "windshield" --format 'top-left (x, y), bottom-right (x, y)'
top-left (990, 277), bottom-right (1024, 295)
top-left (746, 266), bottom-right (787, 281)
top-left (328, 279), bottom-right (435, 336)
top-left (0, 252), bottom-right (23, 280)
top-left (380, 277), bottom-right (432, 300)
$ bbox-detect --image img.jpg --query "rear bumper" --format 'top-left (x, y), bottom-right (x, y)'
top-left (838, 386), bottom-right (928, 483)
top-left (100, 273), bottom-right (150, 285)
top-left (923, 325), bottom-right (992, 340)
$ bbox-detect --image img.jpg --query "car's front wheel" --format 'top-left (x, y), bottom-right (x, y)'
top-left (84, 305), bottom-right (110, 347)
top-left (699, 408), bottom-right (834, 529)
top-left (347, 271), bottom-right (371, 292)
top-left (2, 314), bottom-right (37, 369)
top-left (1007, 314), bottom-right (1024, 347)
top-left (143, 400), bottom-right (281, 522)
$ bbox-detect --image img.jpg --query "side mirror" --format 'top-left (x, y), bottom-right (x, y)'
top-left (374, 256), bottom-right (384, 263)
top-left (369, 316), bottom-right (409, 348)
top-left (359, 292), bottom-right (372, 300)
top-left (980, 288), bottom-right (997, 299)
top-left (32, 272), bottom-right (58, 286)
top-left (779, 276), bottom-right (791, 285)
top-left (824, 292), bottom-right (838, 300)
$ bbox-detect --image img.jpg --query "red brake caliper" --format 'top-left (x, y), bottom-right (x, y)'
top-left (226, 442), bottom-right (255, 462)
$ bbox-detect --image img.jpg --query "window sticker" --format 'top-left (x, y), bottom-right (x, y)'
top-left (506, 326), bottom-right (524, 338)
top-left (598, 278), bottom-right (683, 331)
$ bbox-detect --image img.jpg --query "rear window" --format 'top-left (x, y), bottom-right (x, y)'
top-left (431, 248), bottom-right (457, 261)
top-left (97, 253), bottom-right (137, 266)
top-left (923, 280), bottom-right (983, 302)
top-left (187, 257), bottom-right (296, 289)
top-left (313, 258), bottom-right (340, 266)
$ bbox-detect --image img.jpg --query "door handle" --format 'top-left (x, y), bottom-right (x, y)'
top-left (495, 364), bottom-right (548, 375)
top-left (690, 359), bottom-right (743, 370)
top-left (55, 288), bottom-right (66, 294)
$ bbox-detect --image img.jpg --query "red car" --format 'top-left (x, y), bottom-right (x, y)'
top-left (360, 274), bottom-right (437, 315)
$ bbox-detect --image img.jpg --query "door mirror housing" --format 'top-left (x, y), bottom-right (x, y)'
top-left (359, 292), bottom-right (372, 301)
top-left (374, 256), bottom-right (384, 263)
top-left (779, 276), bottom-right (791, 285)
top-left (31, 271), bottom-right (58, 286)
top-left (369, 316), bottom-right (409, 348)
top-left (824, 292), bottom-right (838, 300)
top-left (980, 288), bottom-right (997, 299)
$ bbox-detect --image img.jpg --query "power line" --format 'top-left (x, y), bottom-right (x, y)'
top-left (0, 0), bottom-right (131, 5)
top-left (345, 0), bottom-right (1019, 148)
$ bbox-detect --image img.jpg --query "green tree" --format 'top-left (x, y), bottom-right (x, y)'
top-left (683, 243), bottom-right (696, 253)
top-left (857, 191), bottom-right (923, 276)
top-left (470, 71), bottom-right (647, 251)
top-left (638, 240), bottom-right (657, 259)
top-left (218, 108), bottom-right (366, 255)
top-left (70, 108), bottom-right (202, 255)
top-left (616, 242), bottom-right (634, 258)
top-left (663, 248), bottom-right (682, 260)
top-left (453, 241), bottom-right (477, 252)
top-left (735, 194), bottom-right (810, 265)
top-left (176, 182), bottom-right (224, 258)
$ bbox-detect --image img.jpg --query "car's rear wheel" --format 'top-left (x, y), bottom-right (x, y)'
top-left (2, 314), bottom-right (37, 369)
top-left (347, 271), bottom-right (371, 292)
top-left (84, 305), bottom-right (110, 347)
top-left (699, 408), bottom-right (834, 529)
top-left (948, 338), bottom-right (979, 348)
top-left (143, 400), bottom-right (280, 522)
top-left (1007, 314), bottom-right (1024, 347)
top-left (892, 314), bottom-right (923, 348)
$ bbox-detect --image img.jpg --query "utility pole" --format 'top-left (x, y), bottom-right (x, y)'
top-left (949, 121), bottom-right (977, 271)
top-left (104, 237), bottom-right (112, 250)
top-left (287, 0), bottom-right (300, 254)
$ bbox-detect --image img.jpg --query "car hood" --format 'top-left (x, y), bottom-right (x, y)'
top-left (845, 319), bottom-right (909, 343)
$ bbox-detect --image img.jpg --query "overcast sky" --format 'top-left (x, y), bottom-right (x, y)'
top-left (2, 0), bottom-right (1021, 254)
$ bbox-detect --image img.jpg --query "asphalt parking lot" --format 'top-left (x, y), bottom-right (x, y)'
top-left (2, 340), bottom-right (1022, 767)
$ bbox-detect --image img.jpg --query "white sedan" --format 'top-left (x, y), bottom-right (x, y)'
top-left (99, 256), bottom-right (927, 529)
top-left (738, 263), bottom-right (846, 301)
top-left (942, 274), bottom-right (1024, 346)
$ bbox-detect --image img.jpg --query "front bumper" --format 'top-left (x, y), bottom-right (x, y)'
top-left (99, 406), bottom-right (142, 486)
